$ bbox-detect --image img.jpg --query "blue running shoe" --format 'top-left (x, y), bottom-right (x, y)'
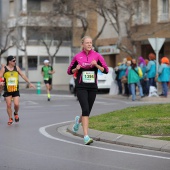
top-left (84, 135), bottom-right (93, 145)
top-left (72, 116), bottom-right (80, 133)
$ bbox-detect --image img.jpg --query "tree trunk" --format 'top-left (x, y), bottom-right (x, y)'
top-left (24, 51), bottom-right (29, 88)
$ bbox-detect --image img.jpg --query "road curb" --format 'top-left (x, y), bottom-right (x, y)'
top-left (67, 123), bottom-right (170, 153)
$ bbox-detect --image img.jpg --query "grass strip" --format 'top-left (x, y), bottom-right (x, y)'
top-left (89, 104), bottom-right (170, 141)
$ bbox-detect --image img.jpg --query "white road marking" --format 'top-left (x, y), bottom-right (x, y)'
top-left (39, 121), bottom-right (170, 160)
top-left (21, 93), bottom-right (74, 98)
top-left (20, 101), bottom-right (38, 105)
top-left (95, 101), bottom-right (116, 105)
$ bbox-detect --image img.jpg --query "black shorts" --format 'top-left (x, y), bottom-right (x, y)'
top-left (44, 78), bottom-right (52, 85)
top-left (3, 91), bottom-right (20, 98)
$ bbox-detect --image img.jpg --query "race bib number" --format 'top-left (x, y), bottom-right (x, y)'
top-left (82, 71), bottom-right (95, 83)
top-left (7, 77), bottom-right (17, 92)
top-left (44, 78), bottom-right (49, 81)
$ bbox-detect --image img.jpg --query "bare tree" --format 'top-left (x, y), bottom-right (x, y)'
top-left (13, 25), bottom-right (40, 87)
top-left (40, 28), bottom-right (64, 67)
top-left (71, 0), bottom-right (108, 50)
top-left (33, 0), bottom-right (73, 66)
top-left (92, 0), bottom-right (170, 58)
top-left (51, 0), bottom-right (108, 51)
top-left (95, 0), bottom-right (139, 57)
top-left (0, 22), bottom-right (15, 64)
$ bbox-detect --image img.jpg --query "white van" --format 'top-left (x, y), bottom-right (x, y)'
top-left (69, 67), bottom-right (114, 93)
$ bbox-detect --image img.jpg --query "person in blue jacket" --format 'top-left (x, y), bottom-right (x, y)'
top-left (157, 57), bottom-right (170, 98)
top-left (138, 56), bottom-right (147, 95)
top-left (118, 58), bottom-right (128, 95)
top-left (146, 53), bottom-right (157, 88)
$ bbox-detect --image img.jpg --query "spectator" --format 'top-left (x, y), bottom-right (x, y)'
top-left (115, 62), bottom-right (122, 94)
top-left (127, 59), bottom-right (144, 101)
top-left (138, 56), bottom-right (147, 96)
top-left (146, 53), bottom-right (156, 88)
top-left (144, 59), bottom-right (149, 95)
top-left (125, 60), bottom-right (132, 96)
top-left (157, 57), bottom-right (170, 98)
top-left (118, 58), bottom-right (128, 96)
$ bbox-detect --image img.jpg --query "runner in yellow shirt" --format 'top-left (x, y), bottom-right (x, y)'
top-left (0, 56), bottom-right (35, 125)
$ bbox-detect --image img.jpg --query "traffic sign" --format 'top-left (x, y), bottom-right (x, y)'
top-left (148, 38), bottom-right (165, 52)
top-left (148, 38), bottom-right (165, 94)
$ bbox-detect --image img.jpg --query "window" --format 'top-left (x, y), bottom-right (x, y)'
top-left (158, 0), bottom-right (169, 21)
top-left (53, 0), bottom-right (73, 14)
top-left (142, 0), bottom-right (150, 23)
top-left (162, 0), bottom-right (169, 13)
top-left (28, 56), bottom-right (37, 69)
top-left (55, 56), bottom-right (69, 63)
top-left (40, 57), bottom-right (49, 65)
top-left (19, 56), bottom-right (22, 68)
top-left (27, 27), bottom-right (72, 42)
top-left (27, 0), bottom-right (41, 11)
top-left (161, 0), bottom-right (169, 20)
top-left (19, 56), bottom-right (37, 69)
top-left (132, 0), bottom-right (150, 25)
top-left (9, 0), bottom-right (15, 17)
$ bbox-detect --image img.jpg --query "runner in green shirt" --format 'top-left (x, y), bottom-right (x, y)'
top-left (41, 60), bottom-right (55, 101)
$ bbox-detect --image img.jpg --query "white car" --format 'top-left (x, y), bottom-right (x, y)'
top-left (69, 67), bottom-right (114, 93)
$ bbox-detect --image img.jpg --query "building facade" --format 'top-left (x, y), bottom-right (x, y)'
top-left (1, 0), bottom-right (74, 84)
top-left (0, 0), bottom-right (170, 85)
top-left (96, 0), bottom-right (170, 67)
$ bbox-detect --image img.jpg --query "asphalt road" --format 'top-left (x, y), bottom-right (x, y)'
top-left (0, 90), bottom-right (169, 170)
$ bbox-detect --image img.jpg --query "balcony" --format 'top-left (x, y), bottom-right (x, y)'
top-left (27, 40), bottom-right (72, 46)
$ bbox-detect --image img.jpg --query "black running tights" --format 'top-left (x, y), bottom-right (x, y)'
top-left (76, 89), bottom-right (96, 117)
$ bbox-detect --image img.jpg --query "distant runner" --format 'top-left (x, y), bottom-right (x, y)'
top-left (41, 60), bottom-right (55, 101)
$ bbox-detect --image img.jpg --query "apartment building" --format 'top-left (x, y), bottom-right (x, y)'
top-left (96, 0), bottom-right (170, 66)
top-left (1, 0), bottom-right (74, 84)
top-left (1, 0), bottom-right (170, 85)
top-left (0, 0), bottom-right (8, 50)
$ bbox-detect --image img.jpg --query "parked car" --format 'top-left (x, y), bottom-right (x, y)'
top-left (69, 67), bottom-right (114, 93)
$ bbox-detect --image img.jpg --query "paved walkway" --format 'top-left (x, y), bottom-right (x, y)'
top-left (67, 124), bottom-right (170, 153)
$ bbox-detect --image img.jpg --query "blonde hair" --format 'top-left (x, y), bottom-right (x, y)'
top-left (81, 36), bottom-right (92, 44)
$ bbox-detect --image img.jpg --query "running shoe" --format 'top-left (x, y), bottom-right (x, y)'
top-left (72, 116), bottom-right (80, 133)
top-left (8, 118), bottom-right (13, 125)
top-left (14, 112), bottom-right (19, 122)
top-left (84, 135), bottom-right (93, 145)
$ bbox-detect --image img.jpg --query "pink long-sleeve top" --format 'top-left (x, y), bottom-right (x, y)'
top-left (67, 50), bottom-right (108, 90)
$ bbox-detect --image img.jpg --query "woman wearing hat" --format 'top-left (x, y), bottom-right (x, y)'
top-left (146, 53), bottom-right (157, 88)
top-left (157, 57), bottom-right (170, 97)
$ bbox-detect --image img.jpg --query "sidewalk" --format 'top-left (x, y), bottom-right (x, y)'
top-left (19, 83), bottom-right (69, 91)
top-left (104, 93), bottom-right (170, 103)
top-left (67, 123), bottom-right (170, 153)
